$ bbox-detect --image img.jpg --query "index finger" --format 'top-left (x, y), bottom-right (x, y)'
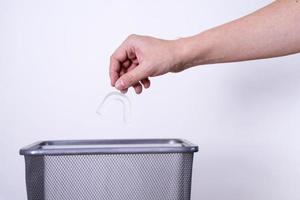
top-left (109, 57), bottom-right (121, 86)
top-left (109, 41), bottom-right (130, 86)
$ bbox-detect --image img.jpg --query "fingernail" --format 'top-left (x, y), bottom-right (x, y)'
top-left (115, 80), bottom-right (125, 90)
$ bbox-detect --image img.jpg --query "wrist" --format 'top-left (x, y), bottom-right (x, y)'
top-left (173, 30), bottom-right (217, 70)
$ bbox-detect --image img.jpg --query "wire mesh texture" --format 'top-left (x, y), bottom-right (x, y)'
top-left (25, 153), bottom-right (194, 200)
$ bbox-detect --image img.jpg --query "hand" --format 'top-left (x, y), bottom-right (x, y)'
top-left (109, 1), bottom-right (300, 94)
top-left (109, 34), bottom-right (185, 94)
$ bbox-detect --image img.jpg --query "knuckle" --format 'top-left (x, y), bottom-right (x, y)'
top-left (128, 34), bottom-right (136, 39)
top-left (127, 34), bottom-right (139, 41)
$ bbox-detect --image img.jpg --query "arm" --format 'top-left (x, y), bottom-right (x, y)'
top-left (109, 0), bottom-right (300, 94)
top-left (179, 0), bottom-right (300, 68)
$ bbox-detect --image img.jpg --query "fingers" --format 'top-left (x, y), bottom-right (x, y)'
top-left (121, 88), bottom-right (128, 94)
top-left (109, 58), bottom-right (121, 86)
top-left (115, 65), bottom-right (147, 90)
top-left (120, 79), bottom-right (150, 94)
top-left (110, 53), bottom-right (150, 94)
top-left (109, 35), bottom-right (152, 94)
top-left (141, 78), bottom-right (151, 89)
top-left (109, 40), bottom-right (130, 86)
top-left (132, 82), bottom-right (143, 94)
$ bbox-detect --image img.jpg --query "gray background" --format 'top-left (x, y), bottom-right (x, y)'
top-left (1, 0), bottom-right (300, 199)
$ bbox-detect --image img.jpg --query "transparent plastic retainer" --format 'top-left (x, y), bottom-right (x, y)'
top-left (96, 92), bottom-right (131, 123)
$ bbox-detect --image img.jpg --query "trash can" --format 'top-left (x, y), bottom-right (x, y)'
top-left (20, 139), bottom-right (198, 200)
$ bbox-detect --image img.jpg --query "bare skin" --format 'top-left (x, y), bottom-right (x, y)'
top-left (109, 0), bottom-right (300, 94)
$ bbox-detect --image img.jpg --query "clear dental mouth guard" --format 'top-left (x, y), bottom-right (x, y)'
top-left (96, 91), bottom-right (131, 123)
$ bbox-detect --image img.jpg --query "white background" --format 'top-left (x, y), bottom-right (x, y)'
top-left (1, 0), bottom-right (300, 199)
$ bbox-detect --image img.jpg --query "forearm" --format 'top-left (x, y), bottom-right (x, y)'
top-left (178, 0), bottom-right (300, 68)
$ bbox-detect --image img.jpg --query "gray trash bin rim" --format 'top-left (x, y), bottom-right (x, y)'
top-left (20, 138), bottom-right (198, 156)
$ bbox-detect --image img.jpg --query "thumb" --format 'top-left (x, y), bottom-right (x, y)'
top-left (115, 66), bottom-right (147, 90)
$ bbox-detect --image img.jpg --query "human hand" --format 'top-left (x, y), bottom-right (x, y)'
top-left (110, 1), bottom-right (300, 94)
top-left (109, 34), bottom-right (186, 94)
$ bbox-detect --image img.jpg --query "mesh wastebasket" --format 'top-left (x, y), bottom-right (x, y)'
top-left (20, 139), bottom-right (198, 200)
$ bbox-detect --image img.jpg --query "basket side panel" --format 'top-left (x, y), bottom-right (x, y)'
top-left (183, 154), bottom-right (194, 200)
top-left (25, 156), bottom-right (45, 200)
top-left (43, 153), bottom-right (194, 200)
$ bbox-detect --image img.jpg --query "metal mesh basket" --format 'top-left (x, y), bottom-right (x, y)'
top-left (20, 139), bottom-right (198, 200)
